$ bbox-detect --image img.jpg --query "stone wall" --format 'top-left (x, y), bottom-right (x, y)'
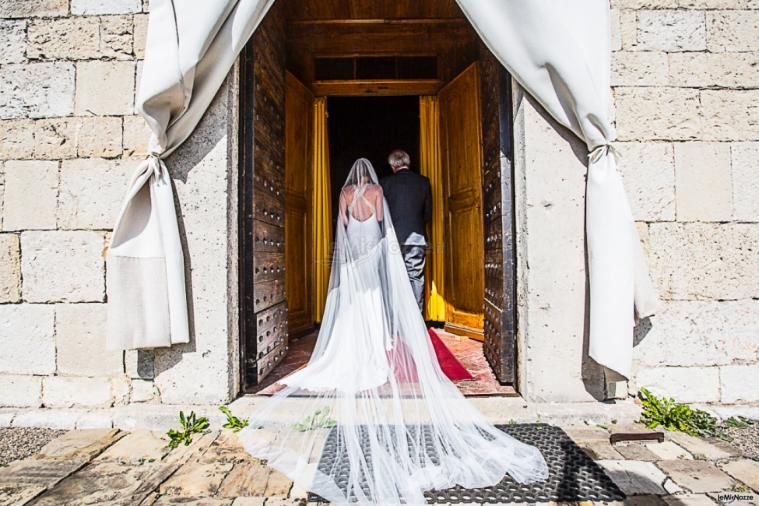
top-left (1, 0), bottom-right (757, 410)
top-left (611, 0), bottom-right (759, 405)
top-left (514, 0), bottom-right (759, 405)
top-left (0, 0), bottom-right (240, 408)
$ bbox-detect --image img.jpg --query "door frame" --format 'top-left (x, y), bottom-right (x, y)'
top-left (238, 35), bottom-right (520, 390)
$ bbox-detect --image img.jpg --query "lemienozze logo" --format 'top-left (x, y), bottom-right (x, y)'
top-left (716, 492), bottom-right (756, 504)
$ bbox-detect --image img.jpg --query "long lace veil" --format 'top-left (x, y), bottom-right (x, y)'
top-left (238, 158), bottom-right (548, 504)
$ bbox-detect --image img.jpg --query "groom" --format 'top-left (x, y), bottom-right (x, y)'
top-left (380, 149), bottom-right (432, 313)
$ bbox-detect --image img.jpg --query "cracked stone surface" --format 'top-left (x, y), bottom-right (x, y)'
top-left (656, 460), bottom-right (736, 493)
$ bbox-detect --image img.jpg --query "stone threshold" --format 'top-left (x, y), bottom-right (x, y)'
top-left (0, 396), bottom-right (646, 430)
top-left (3, 398), bottom-right (758, 431)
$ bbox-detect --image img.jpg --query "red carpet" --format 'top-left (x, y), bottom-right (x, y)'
top-left (428, 328), bottom-right (473, 380)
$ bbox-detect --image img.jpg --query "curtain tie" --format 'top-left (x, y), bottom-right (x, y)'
top-left (588, 143), bottom-right (620, 164)
top-left (146, 153), bottom-right (166, 183)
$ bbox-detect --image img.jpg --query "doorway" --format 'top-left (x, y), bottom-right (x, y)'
top-left (238, 0), bottom-right (518, 394)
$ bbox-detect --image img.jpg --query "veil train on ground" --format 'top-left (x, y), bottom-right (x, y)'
top-left (238, 158), bottom-right (549, 505)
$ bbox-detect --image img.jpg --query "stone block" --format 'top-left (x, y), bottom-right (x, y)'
top-left (657, 460), bottom-right (735, 493)
top-left (218, 462), bottom-right (271, 497)
top-left (76, 411), bottom-right (114, 429)
top-left (11, 408), bottom-right (85, 429)
top-left (76, 116), bottom-right (123, 158)
top-left (123, 115), bottom-right (153, 157)
top-left (55, 303), bottom-right (123, 376)
top-left (720, 365), bottom-right (759, 404)
top-left (42, 376), bottom-right (114, 408)
top-left (720, 459), bottom-right (759, 492)
top-left (75, 61), bottom-right (135, 116)
top-left (617, 142), bottom-right (675, 221)
top-left (730, 142), bottom-right (759, 221)
top-left (0, 63), bottom-right (75, 119)
top-left (611, 51), bottom-right (668, 87)
top-left (0, 233), bottom-right (21, 302)
top-left (130, 379), bottom-right (158, 403)
top-left (707, 10), bottom-right (759, 52)
top-left (21, 231), bottom-right (106, 303)
top-left (636, 10), bottom-right (706, 51)
top-left (33, 118), bottom-right (79, 159)
top-left (0, 375), bottom-right (42, 407)
top-left (648, 223), bottom-right (759, 300)
top-left (674, 142), bottom-right (731, 222)
top-left (701, 89), bottom-right (759, 141)
top-left (663, 494), bottom-right (718, 506)
top-left (125, 349), bottom-right (155, 379)
top-left (134, 14), bottom-right (148, 59)
top-left (0, 0), bottom-right (68, 18)
top-left (0, 304), bottom-right (55, 375)
top-left (669, 52), bottom-right (759, 88)
top-left (1, 160), bottom-right (58, 231)
top-left (72, 0), bottom-right (142, 15)
top-left (636, 366), bottom-right (720, 403)
top-left (645, 440), bottom-right (692, 460)
top-left (634, 300), bottom-right (759, 368)
top-left (58, 158), bottom-right (135, 229)
top-left (100, 15), bottom-right (133, 59)
top-left (0, 119), bottom-right (35, 160)
top-left (27, 17), bottom-right (100, 60)
top-left (615, 87), bottom-right (701, 141)
top-left (0, 20), bottom-right (26, 64)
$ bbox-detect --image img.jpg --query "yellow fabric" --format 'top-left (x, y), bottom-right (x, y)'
top-left (312, 97), bottom-right (332, 323)
top-left (419, 96), bottom-right (446, 322)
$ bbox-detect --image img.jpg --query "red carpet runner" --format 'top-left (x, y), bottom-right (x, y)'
top-left (428, 328), bottom-right (473, 380)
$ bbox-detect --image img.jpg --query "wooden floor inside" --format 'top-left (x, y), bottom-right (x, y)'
top-left (249, 328), bottom-right (518, 396)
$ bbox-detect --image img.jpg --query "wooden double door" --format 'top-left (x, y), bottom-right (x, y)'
top-left (239, 9), bottom-right (518, 389)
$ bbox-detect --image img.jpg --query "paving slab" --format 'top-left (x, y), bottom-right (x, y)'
top-left (667, 433), bottom-right (741, 461)
top-left (159, 460), bottom-right (234, 497)
top-left (231, 498), bottom-right (266, 506)
top-left (645, 441), bottom-right (693, 461)
top-left (657, 460), bottom-right (736, 493)
top-left (151, 497), bottom-right (235, 505)
top-left (264, 469), bottom-right (294, 497)
top-left (36, 428), bottom-right (122, 461)
top-left (198, 431), bottom-right (252, 465)
top-left (597, 460), bottom-right (670, 495)
top-left (663, 493), bottom-right (718, 505)
top-left (0, 457), bottom-right (87, 488)
top-left (28, 460), bottom-right (180, 506)
top-left (97, 429), bottom-right (171, 464)
top-left (616, 442), bottom-right (660, 461)
top-left (217, 461), bottom-right (271, 497)
top-left (720, 459), bottom-right (759, 492)
top-left (563, 425), bottom-right (611, 443)
top-left (580, 440), bottom-right (624, 459)
top-left (0, 484), bottom-right (46, 505)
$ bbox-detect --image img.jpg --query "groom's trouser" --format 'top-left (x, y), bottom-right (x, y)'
top-left (400, 245), bottom-right (426, 313)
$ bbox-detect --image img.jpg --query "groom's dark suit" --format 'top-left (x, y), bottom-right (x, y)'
top-left (380, 168), bottom-right (432, 313)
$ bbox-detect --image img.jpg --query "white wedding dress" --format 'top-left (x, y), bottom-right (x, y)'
top-left (239, 159), bottom-right (548, 504)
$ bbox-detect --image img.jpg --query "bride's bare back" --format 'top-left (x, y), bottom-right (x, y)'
top-left (339, 183), bottom-right (384, 224)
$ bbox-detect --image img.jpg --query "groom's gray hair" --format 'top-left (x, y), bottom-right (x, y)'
top-left (388, 149), bottom-right (410, 170)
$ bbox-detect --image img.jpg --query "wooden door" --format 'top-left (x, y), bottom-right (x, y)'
top-left (285, 72), bottom-right (314, 337)
top-left (438, 63), bottom-right (485, 338)
top-left (239, 2), bottom-right (287, 391)
top-left (479, 44), bottom-right (517, 384)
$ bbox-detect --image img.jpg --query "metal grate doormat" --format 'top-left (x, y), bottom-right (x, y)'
top-left (308, 423), bottom-right (625, 504)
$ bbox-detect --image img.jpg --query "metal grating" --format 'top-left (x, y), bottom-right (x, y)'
top-left (308, 423), bottom-right (625, 504)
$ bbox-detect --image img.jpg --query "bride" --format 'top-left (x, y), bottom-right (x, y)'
top-left (238, 158), bottom-right (548, 504)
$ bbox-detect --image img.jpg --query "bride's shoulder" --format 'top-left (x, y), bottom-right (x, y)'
top-left (366, 183), bottom-right (383, 195)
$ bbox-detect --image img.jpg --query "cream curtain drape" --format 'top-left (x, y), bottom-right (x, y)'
top-left (109, 0), bottom-right (658, 378)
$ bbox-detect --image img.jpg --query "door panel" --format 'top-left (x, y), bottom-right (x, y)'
top-left (285, 72), bottom-right (314, 336)
top-left (480, 43), bottom-right (517, 384)
top-left (438, 63), bottom-right (485, 338)
top-left (239, 1), bottom-right (287, 390)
